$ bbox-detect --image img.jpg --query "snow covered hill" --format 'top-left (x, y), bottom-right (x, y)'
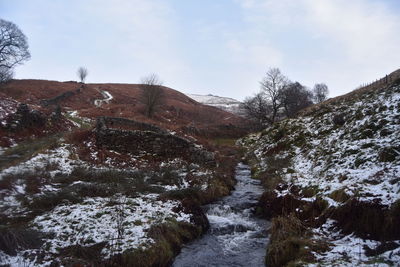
top-left (0, 81), bottom-right (242, 265)
top-left (186, 94), bottom-right (244, 116)
top-left (240, 80), bottom-right (400, 266)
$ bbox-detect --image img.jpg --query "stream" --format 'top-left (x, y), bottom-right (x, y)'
top-left (173, 163), bottom-right (269, 267)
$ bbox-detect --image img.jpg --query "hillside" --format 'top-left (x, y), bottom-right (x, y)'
top-left (0, 80), bottom-right (248, 143)
top-left (186, 93), bottom-right (243, 116)
top-left (240, 73), bottom-right (400, 266)
top-left (0, 79), bottom-right (245, 265)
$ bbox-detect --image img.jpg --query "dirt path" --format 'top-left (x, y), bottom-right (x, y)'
top-left (94, 89), bottom-right (113, 107)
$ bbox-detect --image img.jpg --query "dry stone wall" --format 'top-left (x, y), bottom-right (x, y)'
top-left (97, 117), bottom-right (167, 134)
top-left (95, 117), bottom-right (215, 166)
top-left (40, 85), bottom-right (83, 107)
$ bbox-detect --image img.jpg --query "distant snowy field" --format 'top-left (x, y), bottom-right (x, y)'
top-left (186, 94), bottom-right (244, 116)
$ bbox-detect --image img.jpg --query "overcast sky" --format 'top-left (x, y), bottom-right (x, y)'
top-left (1, 0), bottom-right (400, 100)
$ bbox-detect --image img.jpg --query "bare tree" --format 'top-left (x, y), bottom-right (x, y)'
top-left (139, 73), bottom-right (164, 118)
top-left (241, 93), bottom-right (272, 128)
top-left (260, 68), bottom-right (289, 124)
top-left (313, 83), bottom-right (329, 103)
top-left (77, 67), bottom-right (88, 83)
top-left (280, 82), bottom-right (314, 117)
top-left (0, 19), bottom-right (30, 83)
top-left (0, 66), bottom-right (13, 83)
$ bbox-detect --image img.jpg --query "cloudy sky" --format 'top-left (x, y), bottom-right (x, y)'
top-left (1, 0), bottom-right (399, 100)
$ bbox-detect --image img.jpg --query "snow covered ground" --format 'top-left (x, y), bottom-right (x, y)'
top-left (240, 84), bottom-right (400, 265)
top-left (244, 84), bottom-right (400, 207)
top-left (1, 194), bottom-right (191, 266)
top-left (186, 93), bottom-right (244, 116)
top-left (0, 139), bottom-right (215, 265)
top-left (94, 90), bottom-right (113, 107)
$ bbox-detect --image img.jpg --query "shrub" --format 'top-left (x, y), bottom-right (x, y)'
top-left (65, 129), bottom-right (93, 145)
top-left (161, 188), bottom-right (202, 203)
top-left (53, 167), bottom-right (162, 198)
top-left (0, 169), bottom-right (51, 194)
top-left (57, 242), bottom-right (106, 265)
top-left (332, 113), bottom-right (346, 126)
top-left (266, 213), bottom-right (312, 267)
top-left (0, 173), bottom-right (16, 190)
top-left (301, 186), bottom-right (320, 198)
top-left (378, 147), bottom-right (398, 162)
top-left (147, 168), bottom-right (182, 186)
top-left (24, 189), bottom-right (82, 213)
top-left (0, 226), bottom-right (44, 256)
top-left (107, 221), bottom-right (202, 266)
top-left (329, 188), bottom-right (351, 203)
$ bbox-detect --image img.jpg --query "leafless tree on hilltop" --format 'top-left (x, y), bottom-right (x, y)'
top-left (77, 67), bottom-right (88, 83)
top-left (140, 73), bottom-right (164, 118)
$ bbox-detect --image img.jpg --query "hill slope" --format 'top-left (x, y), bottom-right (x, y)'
top-left (240, 75), bottom-right (400, 266)
top-left (0, 79), bottom-right (243, 265)
top-left (0, 80), bottom-right (248, 140)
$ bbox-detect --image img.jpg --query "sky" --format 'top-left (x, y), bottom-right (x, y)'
top-left (1, 0), bottom-right (400, 100)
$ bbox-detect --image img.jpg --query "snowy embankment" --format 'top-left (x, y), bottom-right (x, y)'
top-left (0, 133), bottom-right (215, 265)
top-left (94, 90), bottom-right (113, 107)
top-left (240, 83), bottom-right (400, 266)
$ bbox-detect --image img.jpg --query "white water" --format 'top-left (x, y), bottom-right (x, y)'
top-left (173, 163), bottom-right (269, 267)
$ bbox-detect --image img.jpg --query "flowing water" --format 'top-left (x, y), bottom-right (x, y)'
top-left (173, 163), bottom-right (269, 267)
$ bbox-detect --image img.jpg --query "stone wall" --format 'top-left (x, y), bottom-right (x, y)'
top-left (40, 85), bottom-right (83, 107)
top-left (95, 117), bottom-right (215, 166)
top-left (3, 103), bottom-right (46, 131)
top-left (97, 116), bottom-right (167, 134)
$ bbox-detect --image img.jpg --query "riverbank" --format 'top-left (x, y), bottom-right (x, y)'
top-left (0, 135), bottom-right (239, 266)
top-left (240, 82), bottom-right (400, 266)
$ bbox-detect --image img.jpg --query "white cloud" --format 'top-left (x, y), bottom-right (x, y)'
top-left (11, 0), bottom-right (190, 88)
top-left (234, 0), bottom-right (400, 96)
top-left (226, 39), bottom-right (283, 67)
top-left (304, 0), bottom-right (400, 61)
top-left (4, 0), bottom-right (400, 99)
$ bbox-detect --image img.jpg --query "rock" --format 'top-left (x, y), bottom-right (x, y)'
top-left (6, 103), bottom-right (46, 130)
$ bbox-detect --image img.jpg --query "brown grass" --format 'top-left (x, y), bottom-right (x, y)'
top-left (266, 213), bottom-right (329, 267)
top-left (0, 134), bottom-right (61, 171)
top-left (332, 199), bottom-right (400, 240)
top-left (1, 79), bottom-right (249, 140)
top-left (104, 221), bottom-right (203, 267)
top-left (0, 225), bottom-right (44, 256)
top-left (65, 128), bottom-right (93, 145)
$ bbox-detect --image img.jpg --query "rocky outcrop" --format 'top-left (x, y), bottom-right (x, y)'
top-left (3, 103), bottom-right (46, 130)
top-left (95, 117), bottom-right (215, 166)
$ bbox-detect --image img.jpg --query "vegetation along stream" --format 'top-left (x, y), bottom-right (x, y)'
top-left (173, 163), bottom-right (269, 267)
